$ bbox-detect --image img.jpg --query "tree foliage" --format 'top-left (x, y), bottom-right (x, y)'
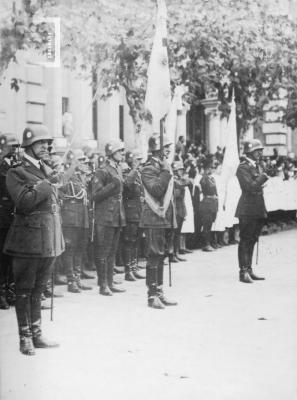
top-left (1, 0), bottom-right (297, 131)
top-left (0, 0), bottom-right (56, 80)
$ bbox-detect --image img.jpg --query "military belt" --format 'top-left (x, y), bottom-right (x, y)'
top-left (18, 204), bottom-right (60, 215)
top-left (64, 199), bottom-right (84, 204)
top-left (205, 195), bottom-right (218, 199)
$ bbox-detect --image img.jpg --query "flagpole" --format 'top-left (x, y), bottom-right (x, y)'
top-left (160, 117), bottom-right (165, 157)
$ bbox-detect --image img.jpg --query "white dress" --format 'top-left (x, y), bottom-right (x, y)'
top-left (224, 176), bottom-right (240, 228)
top-left (181, 186), bottom-right (195, 233)
top-left (211, 173), bottom-right (226, 232)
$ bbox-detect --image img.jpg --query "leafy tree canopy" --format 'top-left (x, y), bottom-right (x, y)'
top-left (1, 0), bottom-right (297, 130)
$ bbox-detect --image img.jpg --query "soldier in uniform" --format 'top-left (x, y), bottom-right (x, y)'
top-left (92, 140), bottom-right (126, 296)
top-left (60, 149), bottom-right (93, 293)
top-left (235, 139), bottom-right (268, 283)
top-left (140, 135), bottom-right (177, 309)
top-left (3, 125), bottom-right (64, 355)
top-left (199, 158), bottom-right (219, 252)
top-left (172, 160), bottom-right (189, 262)
top-left (0, 134), bottom-right (20, 309)
top-left (122, 150), bottom-right (146, 281)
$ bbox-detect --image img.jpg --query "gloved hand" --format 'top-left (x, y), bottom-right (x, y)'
top-left (159, 159), bottom-right (171, 172)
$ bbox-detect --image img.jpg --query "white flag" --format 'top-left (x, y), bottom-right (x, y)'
top-left (145, 0), bottom-right (171, 133)
top-left (221, 91), bottom-right (239, 182)
top-left (165, 86), bottom-right (185, 163)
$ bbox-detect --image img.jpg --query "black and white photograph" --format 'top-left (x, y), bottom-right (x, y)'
top-left (0, 0), bottom-right (297, 399)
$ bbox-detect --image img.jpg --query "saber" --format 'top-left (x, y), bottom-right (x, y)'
top-left (50, 272), bottom-right (54, 321)
top-left (256, 237), bottom-right (259, 265)
top-left (169, 254), bottom-right (172, 287)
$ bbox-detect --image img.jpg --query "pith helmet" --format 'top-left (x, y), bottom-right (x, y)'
top-left (105, 140), bottom-right (125, 156)
top-left (243, 139), bottom-right (264, 154)
top-left (148, 135), bottom-right (173, 152)
top-left (21, 125), bottom-right (53, 148)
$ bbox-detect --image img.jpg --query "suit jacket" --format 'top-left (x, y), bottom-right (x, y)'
top-left (235, 157), bottom-right (268, 218)
top-left (123, 167), bottom-right (143, 223)
top-left (139, 158), bottom-right (176, 229)
top-left (4, 157), bottom-right (64, 258)
top-left (92, 160), bottom-right (126, 227)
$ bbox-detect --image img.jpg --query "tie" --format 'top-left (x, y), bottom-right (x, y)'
top-left (39, 161), bottom-right (47, 177)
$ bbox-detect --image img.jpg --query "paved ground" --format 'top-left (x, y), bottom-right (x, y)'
top-left (1, 229), bottom-right (297, 400)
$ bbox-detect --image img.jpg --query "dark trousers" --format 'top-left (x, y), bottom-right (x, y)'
top-left (122, 222), bottom-right (139, 266)
top-left (174, 216), bottom-right (184, 254)
top-left (238, 218), bottom-right (264, 270)
top-left (0, 227), bottom-right (13, 286)
top-left (145, 228), bottom-right (173, 298)
top-left (201, 212), bottom-right (217, 247)
top-left (13, 257), bottom-right (55, 296)
top-left (62, 227), bottom-right (88, 281)
top-left (94, 224), bottom-right (121, 287)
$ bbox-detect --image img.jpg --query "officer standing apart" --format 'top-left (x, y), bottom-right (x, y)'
top-left (235, 139), bottom-right (268, 283)
top-left (140, 135), bottom-right (177, 309)
top-left (4, 125), bottom-right (64, 355)
top-left (92, 140), bottom-right (126, 296)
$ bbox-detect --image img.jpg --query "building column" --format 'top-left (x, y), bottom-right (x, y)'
top-left (201, 97), bottom-right (221, 153)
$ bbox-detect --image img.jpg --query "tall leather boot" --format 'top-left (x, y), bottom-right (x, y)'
top-left (146, 266), bottom-right (165, 309)
top-left (239, 267), bottom-right (253, 283)
top-left (131, 247), bottom-right (145, 279)
top-left (54, 257), bottom-right (67, 285)
top-left (217, 231), bottom-right (226, 247)
top-left (98, 259), bottom-right (112, 296)
top-left (248, 268), bottom-right (265, 280)
top-left (0, 285), bottom-right (9, 310)
top-left (157, 260), bottom-right (177, 306)
top-left (75, 253), bottom-right (94, 279)
top-left (63, 251), bottom-right (80, 293)
top-left (76, 273), bottom-right (92, 290)
top-left (107, 258), bottom-right (126, 293)
top-left (31, 294), bottom-right (59, 348)
top-left (15, 292), bottom-right (35, 355)
top-left (238, 238), bottom-right (253, 283)
top-left (179, 234), bottom-right (193, 254)
top-left (123, 247), bottom-right (137, 281)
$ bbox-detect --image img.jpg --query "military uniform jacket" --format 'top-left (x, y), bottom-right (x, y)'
top-left (199, 174), bottom-right (218, 214)
top-left (173, 176), bottom-right (188, 220)
top-left (235, 157), bottom-right (268, 218)
top-left (123, 167), bottom-right (143, 223)
top-left (0, 160), bottom-right (14, 228)
top-left (60, 172), bottom-right (89, 229)
top-left (3, 157), bottom-right (64, 258)
top-left (92, 160), bottom-right (126, 227)
top-left (139, 158), bottom-right (176, 229)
